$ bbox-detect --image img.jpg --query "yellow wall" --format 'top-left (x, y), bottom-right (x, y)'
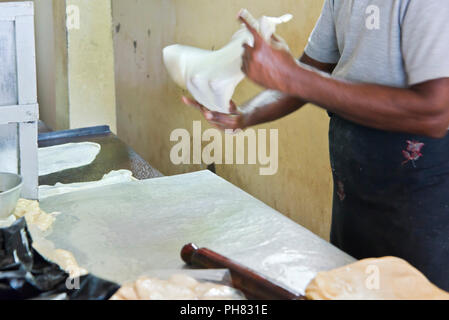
top-left (67, 0), bottom-right (117, 132)
top-left (1, 0), bottom-right (117, 132)
top-left (112, 0), bottom-right (333, 240)
top-left (52, 0), bottom-right (70, 130)
top-left (30, 0), bottom-right (57, 130)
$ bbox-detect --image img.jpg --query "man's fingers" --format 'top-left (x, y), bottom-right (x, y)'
top-left (212, 115), bottom-right (242, 129)
top-left (183, 96), bottom-right (242, 129)
top-left (209, 120), bottom-right (236, 132)
top-left (238, 15), bottom-right (263, 47)
top-left (211, 113), bottom-right (233, 124)
top-left (238, 14), bottom-right (258, 37)
top-left (205, 111), bottom-right (234, 122)
top-left (183, 96), bottom-right (213, 116)
top-left (242, 43), bottom-right (253, 53)
top-left (207, 120), bottom-right (228, 131)
top-left (182, 96), bottom-right (202, 110)
top-left (241, 56), bottom-right (248, 74)
top-left (229, 101), bottom-right (238, 114)
top-left (241, 44), bottom-right (252, 74)
top-left (271, 34), bottom-right (282, 42)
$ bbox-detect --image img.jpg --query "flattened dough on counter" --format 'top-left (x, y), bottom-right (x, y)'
top-left (111, 274), bottom-right (244, 300)
top-left (39, 142), bottom-right (101, 176)
top-left (306, 257), bottom-right (449, 300)
top-left (163, 9), bottom-right (293, 113)
top-left (39, 170), bottom-right (136, 200)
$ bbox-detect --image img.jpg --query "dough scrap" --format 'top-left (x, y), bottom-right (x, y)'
top-left (305, 257), bottom-right (449, 300)
top-left (111, 274), bottom-right (244, 300)
top-left (39, 142), bottom-right (101, 176)
top-left (163, 9), bottom-right (293, 113)
top-left (13, 198), bottom-right (57, 232)
top-left (13, 199), bottom-right (88, 278)
top-left (32, 238), bottom-right (88, 278)
top-left (50, 249), bottom-right (88, 278)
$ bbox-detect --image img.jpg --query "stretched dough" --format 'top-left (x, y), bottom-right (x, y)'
top-left (39, 142), bottom-right (101, 176)
top-left (306, 257), bottom-right (449, 300)
top-left (163, 9), bottom-right (293, 113)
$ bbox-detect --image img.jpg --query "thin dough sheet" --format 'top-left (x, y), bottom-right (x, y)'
top-left (39, 170), bottom-right (136, 200)
top-left (38, 142), bottom-right (101, 176)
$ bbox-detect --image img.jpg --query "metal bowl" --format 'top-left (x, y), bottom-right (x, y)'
top-left (0, 173), bottom-right (23, 219)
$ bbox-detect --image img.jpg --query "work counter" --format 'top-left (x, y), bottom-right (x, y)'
top-left (36, 125), bottom-right (354, 295)
top-left (38, 151), bottom-right (354, 295)
top-left (38, 125), bottom-right (163, 186)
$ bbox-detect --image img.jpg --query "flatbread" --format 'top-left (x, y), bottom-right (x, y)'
top-left (111, 274), bottom-right (244, 300)
top-left (306, 257), bottom-right (449, 300)
top-left (39, 170), bottom-right (136, 200)
top-left (39, 142), bottom-right (101, 176)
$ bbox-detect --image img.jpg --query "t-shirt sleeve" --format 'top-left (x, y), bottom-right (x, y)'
top-left (402, 0), bottom-right (449, 86)
top-left (304, 0), bottom-right (340, 64)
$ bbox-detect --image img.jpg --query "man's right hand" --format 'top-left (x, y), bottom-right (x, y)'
top-left (182, 96), bottom-right (249, 131)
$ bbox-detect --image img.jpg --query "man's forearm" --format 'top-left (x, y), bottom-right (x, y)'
top-left (242, 90), bottom-right (306, 127)
top-left (282, 65), bottom-right (449, 138)
top-left (242, 55), bottom-right (335, 127)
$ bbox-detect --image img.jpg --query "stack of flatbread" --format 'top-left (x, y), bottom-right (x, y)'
top-left (111, 274), bottom-right (244, 300)
top-left (306, 257), bottom-right (449, 300)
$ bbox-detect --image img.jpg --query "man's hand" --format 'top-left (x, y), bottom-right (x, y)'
top-left (240, 15), bottom-right (299, 92)
top-left (182, 96), bottom-right (249, 131)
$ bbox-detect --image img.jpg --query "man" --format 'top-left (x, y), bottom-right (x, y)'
top-left (182, 0), bottom-right (449, 290)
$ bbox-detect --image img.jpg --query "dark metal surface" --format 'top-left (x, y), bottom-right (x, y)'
top-left (38, 125), bottom-right (111, 142)
top-left (38, 126), bottom-right (163, 186)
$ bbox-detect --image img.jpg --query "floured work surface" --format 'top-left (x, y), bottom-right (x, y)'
top-left (40, 171), bottom-right (354, 294)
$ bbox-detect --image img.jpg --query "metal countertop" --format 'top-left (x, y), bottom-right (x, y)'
top-left (38, 126), bottom-right (163, 186)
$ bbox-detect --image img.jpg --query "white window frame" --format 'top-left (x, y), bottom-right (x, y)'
top-left (0, 2), bottom-right (38, 199)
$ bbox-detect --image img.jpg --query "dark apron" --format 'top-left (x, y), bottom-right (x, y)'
top-left (329, 114), bottom-right (449, 291)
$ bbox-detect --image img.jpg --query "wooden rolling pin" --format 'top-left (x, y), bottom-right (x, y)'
top-left (181, 243), bottom-right (305, 300)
